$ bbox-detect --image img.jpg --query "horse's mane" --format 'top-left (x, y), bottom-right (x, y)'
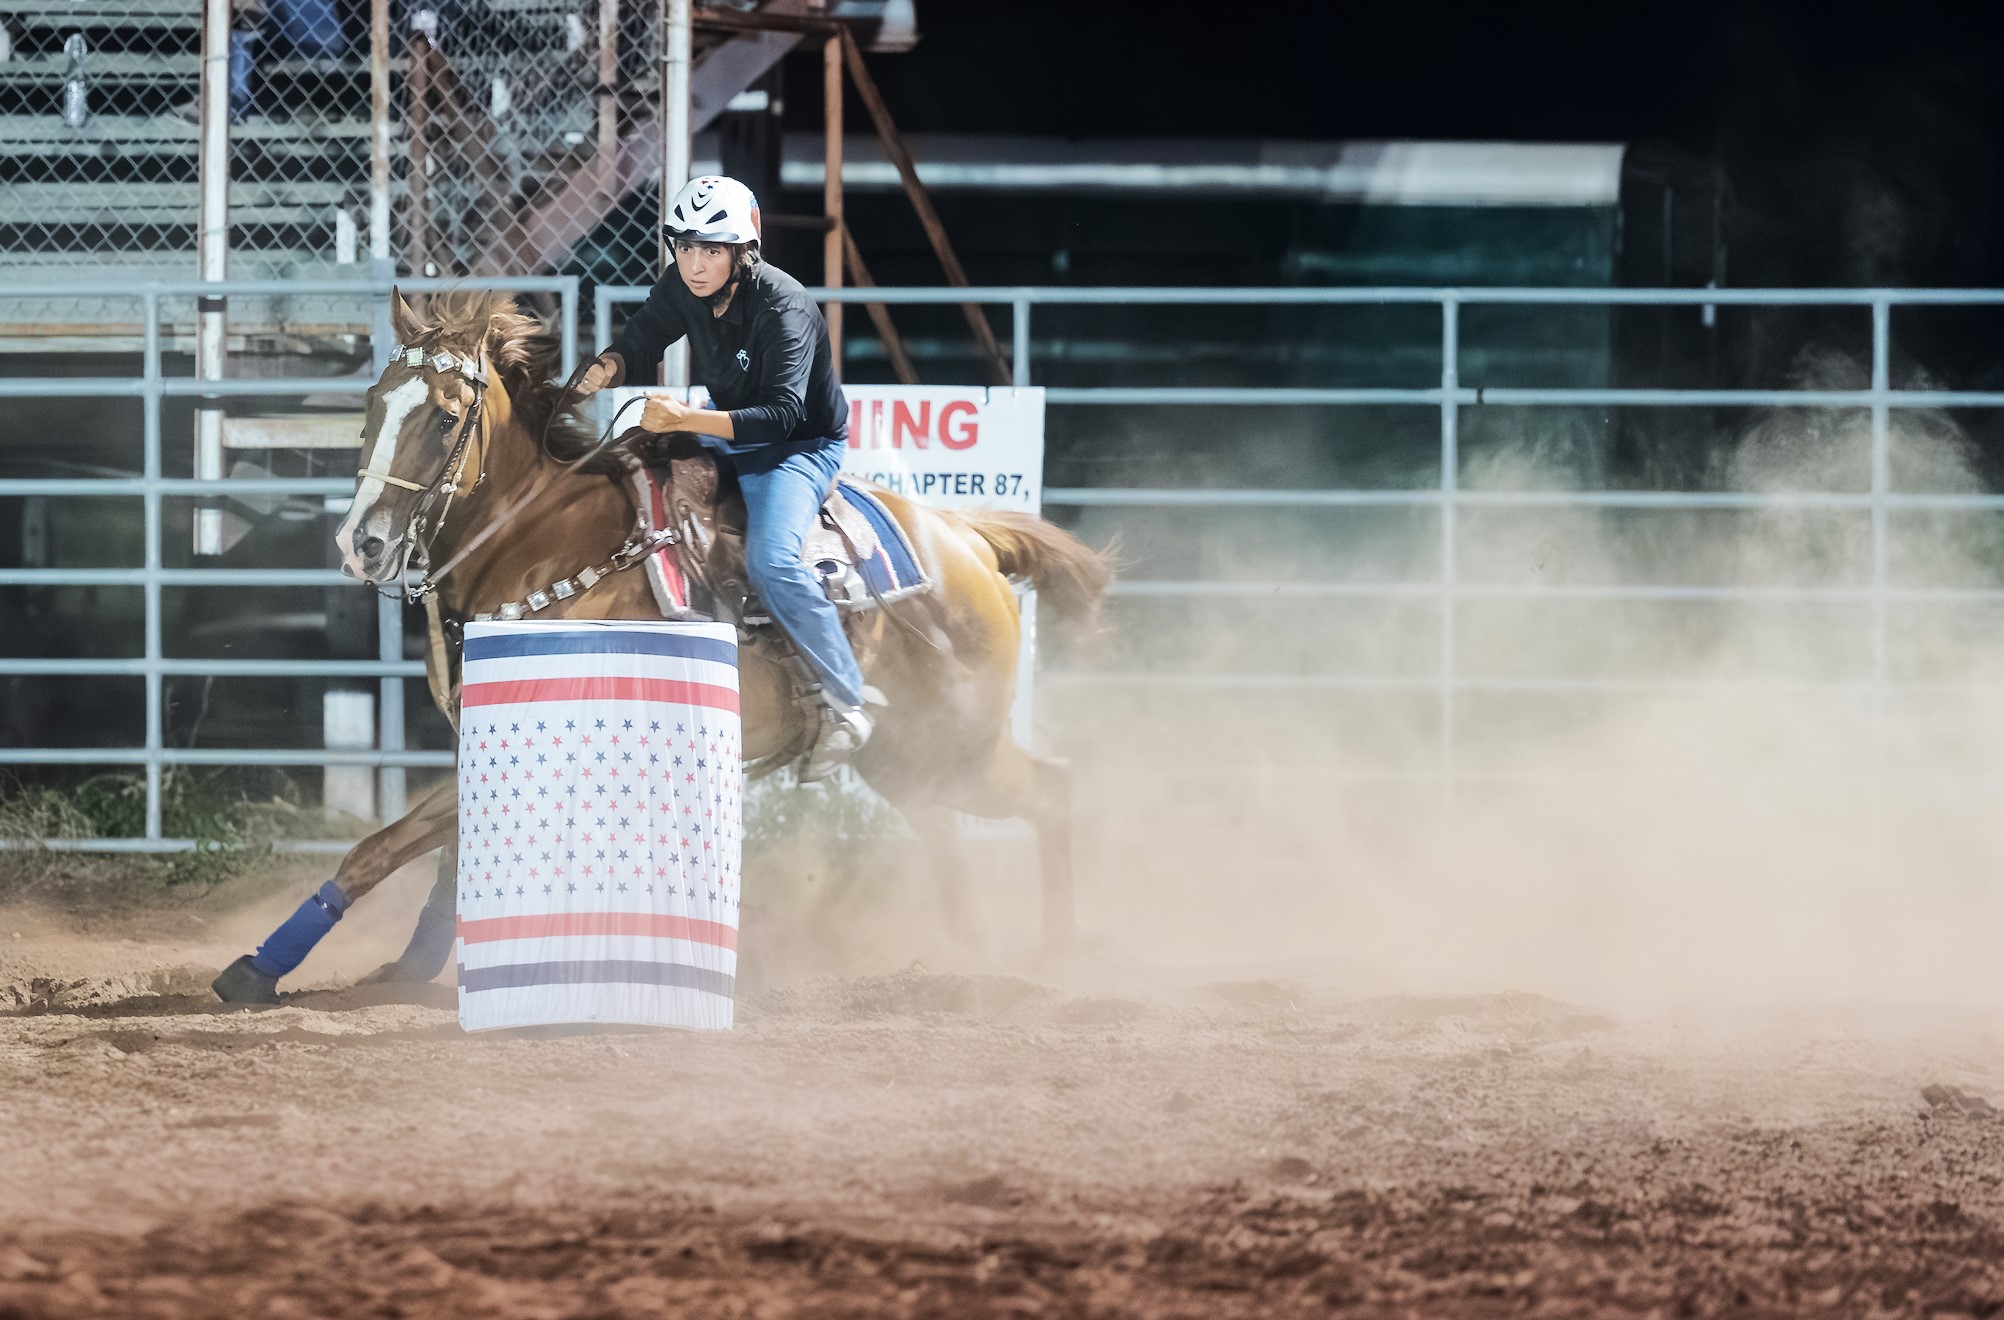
top-left (398, 290), bottom-right (599, 462)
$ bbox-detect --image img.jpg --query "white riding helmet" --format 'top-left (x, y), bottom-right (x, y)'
top-left (665, 175), bottom-right (761, 249)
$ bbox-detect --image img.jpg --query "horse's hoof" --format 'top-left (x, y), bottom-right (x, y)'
top-left (211, 954), bottom-right (281, 1006)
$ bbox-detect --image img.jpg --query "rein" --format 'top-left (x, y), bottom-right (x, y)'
top-left (418, 361), bottom-right (651, 594)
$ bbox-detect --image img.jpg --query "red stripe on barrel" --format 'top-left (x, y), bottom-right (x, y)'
top-left (459, 911), bottom-right (739, 951)
top-left (460, 676), bottom-right (739, 712)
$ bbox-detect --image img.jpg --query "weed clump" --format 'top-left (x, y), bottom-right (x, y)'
top-left (0, 767), bottom-right (358, 898)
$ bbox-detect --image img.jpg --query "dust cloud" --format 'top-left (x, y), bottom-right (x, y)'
top-left (1048, 356), bottom-right (2004, 1013)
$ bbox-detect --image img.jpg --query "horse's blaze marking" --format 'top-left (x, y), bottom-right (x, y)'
top-left (351, 374), bottom-right (430, 524)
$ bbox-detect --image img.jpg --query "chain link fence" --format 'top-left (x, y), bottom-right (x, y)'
top-left (0, 0), bottom-right (709, 341)
top-left (0, 0), bottom-right (383, 339)
top-left (396, 0), bottom-right (664, 288)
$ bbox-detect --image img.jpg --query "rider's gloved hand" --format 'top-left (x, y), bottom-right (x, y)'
top-left (577, 351), bottom-right (623, 397)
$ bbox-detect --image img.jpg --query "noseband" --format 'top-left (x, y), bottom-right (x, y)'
top-left (359, 343), bottom-right (491, 601)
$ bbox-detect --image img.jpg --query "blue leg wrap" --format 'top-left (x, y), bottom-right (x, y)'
top-left (390, 856), bottom-right (457, 980)
top-left (248, 880), bottom-right (351, 979)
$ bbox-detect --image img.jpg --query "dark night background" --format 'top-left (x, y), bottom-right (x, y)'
top-left (759, 1), bottom-right (2004, 487)
top-left (838, 0), bottom-right (2004, 292)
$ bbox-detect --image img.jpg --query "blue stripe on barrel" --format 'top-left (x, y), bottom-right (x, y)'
top-left (465, 629), bottom-right (740, 667)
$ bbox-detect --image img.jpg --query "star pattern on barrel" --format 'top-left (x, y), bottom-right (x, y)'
top-left (459, 715), bottom-right (743, 911)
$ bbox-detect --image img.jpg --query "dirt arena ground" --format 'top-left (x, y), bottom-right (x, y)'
top-left (3, 854), bottom-right (2004, 1320)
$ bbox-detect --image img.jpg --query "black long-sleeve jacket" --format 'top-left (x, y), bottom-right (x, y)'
top-left (605, 261), bottom-right (848, 471)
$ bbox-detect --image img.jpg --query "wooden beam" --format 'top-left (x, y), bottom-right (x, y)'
top-left (418, 41), bottom-right (515, 270)
top-left (838, 25), bottom-right (1010, 386)
top-left (822, 34), bottom-right (844, 364)
top-left (841, 221), bottom-right (918, 385)
top-left (405, 35), bottom-right (432, 279)
top-left (596, 0), bottom-right (619, 190)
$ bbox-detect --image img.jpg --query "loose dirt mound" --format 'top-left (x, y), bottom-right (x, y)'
top-left (3, 915), bottom-right (2004, 1317)
top-left (4, 1158), bottom-right (1999, 1320)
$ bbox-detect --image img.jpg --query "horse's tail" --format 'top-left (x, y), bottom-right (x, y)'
top-left (962, 510), bottom-right (1115, 624)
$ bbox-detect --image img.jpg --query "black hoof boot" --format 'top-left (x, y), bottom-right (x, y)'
top-left (211, 954), bottom-right (281, 1006)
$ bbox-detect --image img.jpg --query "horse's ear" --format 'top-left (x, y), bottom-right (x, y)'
top-left (388, 286), bottom-right (422, 342)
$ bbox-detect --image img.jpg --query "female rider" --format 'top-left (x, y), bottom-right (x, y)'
top-left (577, 174), bottom-right (871, 781)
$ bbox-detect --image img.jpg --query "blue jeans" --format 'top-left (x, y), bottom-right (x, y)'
top-left (229, 33), bottom-right (256, 118)
top-left (734, 439), bottom-right (865, 710)
top-left (271, 0), bottom-right (345, 57)
top-left (228, 0), bottom-right (344, 118)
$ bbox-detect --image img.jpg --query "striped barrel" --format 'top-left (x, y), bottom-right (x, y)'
top-left (454, 620), bottom-right (743, 1032)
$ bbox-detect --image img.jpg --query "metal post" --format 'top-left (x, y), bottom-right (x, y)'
top-left (143, 294), bottom-right (164, 841)
top-left (193, 0), bottom-right (230, 556)
top-left (368, 0), bottom-right (391, 263)
top-left (1870, 299), bottom-right (1890, 684)
top-left (1013, 295), bottom-right (1030, 387)
top-left (1439, 295), bottom-right (1460, 785)
top-left (659, 0), bottom-right (690, 386)
top-left (367, 0), bottom-right (394, 374)
top-left (823, 34), bottom-right (844, 364)
top-left (1010, 297), bottom-right (1035, 740)
top-left (371, 273), bottom-right (395, 375)
top-left (377, 593), bottom-right (406, 821)
top-left (1868, 298), bottom-right (1892, 889)
top-left (365, 0), bottom-right (398, 811)
top-left (559, 282), bottom-right (579, 377)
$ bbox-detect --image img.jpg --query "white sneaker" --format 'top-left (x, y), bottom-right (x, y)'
top-left (799, 702), bottom-right (872, 782)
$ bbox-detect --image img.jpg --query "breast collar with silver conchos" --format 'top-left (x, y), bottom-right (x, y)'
top-left (358, 343), bottom-right (491, 602)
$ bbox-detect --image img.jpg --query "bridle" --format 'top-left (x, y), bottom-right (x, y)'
top-left (357, 342), bottom-right (492, 603)
top-left (356, 332), bottom-right (674, 623)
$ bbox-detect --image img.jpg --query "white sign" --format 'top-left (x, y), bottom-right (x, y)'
top-left (836, 387), bottom-right (1044, 516)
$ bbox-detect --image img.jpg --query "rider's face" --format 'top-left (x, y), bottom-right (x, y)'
top-left (673, 239), bottom-right (735, 297)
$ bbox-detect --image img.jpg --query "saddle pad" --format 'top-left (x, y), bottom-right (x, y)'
top-left (836, 479), bottom-right (928, 600)
top-left (455, 620), bottom-right (744, 1032)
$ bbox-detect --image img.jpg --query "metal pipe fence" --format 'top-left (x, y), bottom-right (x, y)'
top-left (601, 283), bottom-right (2004, 779)
top-left (12, 281), bottom-right (2004, 849)
top-left (0, 275), bottom-right (576, 849)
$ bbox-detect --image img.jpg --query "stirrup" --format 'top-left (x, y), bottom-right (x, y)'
top-left (799, 700), bottom-right (874, 783)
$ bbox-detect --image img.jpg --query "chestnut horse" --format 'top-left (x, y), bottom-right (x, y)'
top-left (214, 291), bottom-right (1109, 997)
